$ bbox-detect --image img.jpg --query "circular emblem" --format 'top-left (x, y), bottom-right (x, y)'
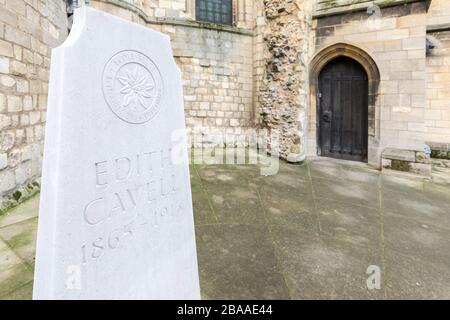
top-left (102, 50), bottom-right (163, 124)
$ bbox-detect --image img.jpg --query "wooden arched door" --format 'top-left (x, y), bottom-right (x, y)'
top-left (318, 57), bottom-right (368, 162)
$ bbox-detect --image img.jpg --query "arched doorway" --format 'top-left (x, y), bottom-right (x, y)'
top-left (309, 43), bottom-right (380, 166)
top-left (318, 57), bottom-right (368, 162)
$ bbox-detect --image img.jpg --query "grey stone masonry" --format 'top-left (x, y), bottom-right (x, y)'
top-left (0, 0), bottom-right (68, 212)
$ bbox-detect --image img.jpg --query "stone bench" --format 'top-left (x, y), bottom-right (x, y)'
top-left (427, 142), bottom-right (450, 168)
top-left (381, 148), bottom-right (432, 177)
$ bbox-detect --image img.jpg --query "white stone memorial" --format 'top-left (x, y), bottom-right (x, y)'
top-left (33, 6), bottom-right (200, 299)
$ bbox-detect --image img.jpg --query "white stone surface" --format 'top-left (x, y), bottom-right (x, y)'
top-left (33, 7), bottom-right (200, 300)
top-left (0, 153), bottom-right (7, 170)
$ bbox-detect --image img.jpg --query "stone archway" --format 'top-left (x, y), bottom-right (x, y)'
top-left (308, 43), bottom-right (381, 167)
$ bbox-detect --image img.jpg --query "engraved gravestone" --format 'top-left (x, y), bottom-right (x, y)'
top-left (33, 6), bottom-right (200, 299)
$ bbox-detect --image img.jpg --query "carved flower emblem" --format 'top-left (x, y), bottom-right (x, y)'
top-left (117, 65), bottom-right (155, 110)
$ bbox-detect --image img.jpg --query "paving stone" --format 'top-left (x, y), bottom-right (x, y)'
top-left (276, 161), bottom-right (309, 179)
top-left (1, 158), bottom-right (450, 300)
top-left (0, 239), bottom-right (23, 274)
top-left (205, 183), bottom-right (265, 225)
top-left (340, 165), bottom-right (380, 184)
top-left (258, 170), bottom-right (312, 196)
top-left (0, 194), bottom-right (39, 228)
top-left (1, 281), bottom-right (33, 300)
top-left (258, 187), bottom-right (318, 234)
top-left (385, 249), bottom-right (450, 300)
top-left (196, 166), bottom-right (251, 188)
top-left (195, 224), bottom-right (290, 300)
top-left (192, 189), bottom-right (217, 226)
top-left (383, 212), bottom-right (450, 266)
top-left (312, 177), bottom-right (380, 209)
top-left (431, 166), bottom-right (450, 186)
top-left (380, 173), bottom-right (424, 194)
top-left (0, 217), bottom-right (37, 264)
top-left (317, 199), bottom-right (381, 250)
top-left (381, 188), bottom-right (450, 230)
top-left (422, 182), bottom-right (450, 208)
top-left (308, 159), bottom-right (342, 180)
top-left (270, 224), bottom-right (384, 300)
top-left (0, 263), bottom-right (33, 298)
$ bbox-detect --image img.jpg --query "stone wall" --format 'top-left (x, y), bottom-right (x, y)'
top-left (0, 0), bottom-right (68, 212)
top-left (427, 0), bottom-right (450, 27)
top-left (314, 0), bottom-right (426, 17)
top-left (426, 31), bottom-right (450, 144)
top-left (425, 0), bottom-right (450, 145)
top-left (257, 0), bottom-right (311, 160)
top-left (253, 0), bottom-right (266, 128)
top-left (309, 1), bottom-right (429, 166)
top-left (91, 0), bottom-right (256, 138)
top-left (2, 0), bottom-right (450, 210)
top-left (0, 0), bottom-right (258, 210)
top-left (171, 27), bottom-right (254, 131)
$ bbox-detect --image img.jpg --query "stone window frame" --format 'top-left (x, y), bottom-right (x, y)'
top-left (186, 0), bottom-right (239, 26)
top-left (308, 42), bottom-right (381, 166)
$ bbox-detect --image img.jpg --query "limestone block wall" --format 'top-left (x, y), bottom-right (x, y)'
top-left (425, 0), bottom-right (450, 144)
top-left (426, 31), bottom-right (450, 143)
top-left (310, 1), bottom-right (429, 165)
top-left (91, 0), bottom-right (256, 136)
top-left (427, 0), bottom-right (450, 27)
top-left (143, 0), bottom-right (192, 19)
top-left (253, 0), bottom-right (266, 127)
top-left (96, 0), bottom-right (193, 20)
top-left (314, 0), bottom-right (426, 17)
top-left (0, 0), bottom-right (68, 211)
top-left (169, 26), bottom-right (254, 131)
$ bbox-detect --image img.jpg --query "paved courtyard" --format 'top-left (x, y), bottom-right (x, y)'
top-left (0, 158), bottom-right (449, 299)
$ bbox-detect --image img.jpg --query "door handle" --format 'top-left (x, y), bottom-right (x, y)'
top-left (322, 112), bottom-right (332, 123)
